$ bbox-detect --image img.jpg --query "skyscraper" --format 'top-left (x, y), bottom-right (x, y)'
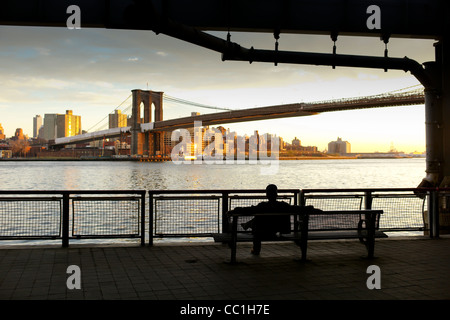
top-left (42, 110), bottom-right (82, 140)
top-left (42, 114), bottom-right (58, 140)
top-left (33, 115), bottom-right (42, 138)
top-left (56, 110), bottom-right (82, 138)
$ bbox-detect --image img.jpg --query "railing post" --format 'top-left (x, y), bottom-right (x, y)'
top-left (62, 192), bottom-right (70, 248)
top-left (221, 192), bottom-right (229, 233)
top-left (299, 190), bottom-right (306, 206)
top-left (428, 188), bottom-right (440, 238)
top-left (149, 192), bottom-right (154, 246)
top-left (140, 192), bottom-right (146, 246)
top-left (434, 190), bottom-right (440, 238)
top-left (428, 190), bottom-right (434, 238)
top-left (364, 191), bottom-right (373, 210)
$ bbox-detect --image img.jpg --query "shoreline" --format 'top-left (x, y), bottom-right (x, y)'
top-left (0, 156), bottom-right (424, 161)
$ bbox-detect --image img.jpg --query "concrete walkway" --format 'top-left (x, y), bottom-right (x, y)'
top-left (1, 236), bottom-right (449, 310)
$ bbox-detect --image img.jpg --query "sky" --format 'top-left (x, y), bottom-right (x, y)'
top-left (0, 24), bottom-right (437, 153)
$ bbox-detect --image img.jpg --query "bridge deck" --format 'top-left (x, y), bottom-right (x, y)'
top-left (54, 90), bottom-right (424, 146)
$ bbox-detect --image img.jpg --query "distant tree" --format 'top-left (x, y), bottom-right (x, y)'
top-left (9, 139), bottom-right (30, 157)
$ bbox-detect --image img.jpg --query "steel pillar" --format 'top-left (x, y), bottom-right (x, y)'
top-left (440, 39), bottom-right (450, 187)
top-left (421, 62), bottom-right (443, 187)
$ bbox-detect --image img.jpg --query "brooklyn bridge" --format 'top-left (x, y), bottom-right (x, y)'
top-left (53, 85), bottom-right (425, 157)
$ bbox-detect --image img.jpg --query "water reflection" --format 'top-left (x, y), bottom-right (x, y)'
top-left (0, 158), bottom-right (426, 191)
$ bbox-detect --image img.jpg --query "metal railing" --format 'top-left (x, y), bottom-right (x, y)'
top-left (0, 190), bottom-right (146, 247)
top-left (149, 188), bottom-right (438, 243)
top-left (300, 188), bottom-right (428, 233)
top-left (148, 189), bottom-right (300, 245)
top-left (0, 187), bottom-right (446, 247)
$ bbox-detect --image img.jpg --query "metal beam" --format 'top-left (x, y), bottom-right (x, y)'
top-left (0, 0), bottom-right (445, 39)
top-left (122, 1), bottom-right (440, 89)
top-left (222, 47), bottom-right (436, 89)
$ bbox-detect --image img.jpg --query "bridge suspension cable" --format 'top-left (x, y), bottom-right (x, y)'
top-left (86, 94), bottom-right (132, 133)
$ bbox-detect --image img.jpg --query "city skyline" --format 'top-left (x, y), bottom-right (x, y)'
top-left (0, 26), bottom-right (435, 153)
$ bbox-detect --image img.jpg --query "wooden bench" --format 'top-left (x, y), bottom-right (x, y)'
top-left (212, 209), bottom-right (386, 264)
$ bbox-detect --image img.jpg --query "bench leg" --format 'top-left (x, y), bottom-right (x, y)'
top-left (367, 237), bottom-right (375, 259)
top-left (297, 243), bottom-right (307, 261)
top-left (230, 240), bottom-right (237, 264)
top-left (301, 242), bottom-right (307, 261)
top-left (230, 217), bottom-right (238, 264)
top-left (294, 238), bottom-right (308, 262)
top-left (366, 215), bottom-right (376, 259)
top-left (300, 227), bottom-right (308, 261)
top-left (359, 214), bottom-right (376, 258)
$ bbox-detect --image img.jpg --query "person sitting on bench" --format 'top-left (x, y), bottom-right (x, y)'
top-left (230, 184), bottom-right (311, 255)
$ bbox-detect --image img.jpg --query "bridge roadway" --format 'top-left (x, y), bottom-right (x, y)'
top-left (54, 90), bottom-right (424, 146)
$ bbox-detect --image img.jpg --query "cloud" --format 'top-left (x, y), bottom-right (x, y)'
top-left (35, 47), bottom-right (51, 56)
top-left (0, 25), bottom-right (434, 143)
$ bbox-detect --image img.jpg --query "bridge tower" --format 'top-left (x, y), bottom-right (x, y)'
top-left (131, 89), bottom-right (164, 156)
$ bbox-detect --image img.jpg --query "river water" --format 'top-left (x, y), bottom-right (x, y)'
top-left (0, 158), bottom-right (426, 191)
top-left (0, 158), bottom-right (427, 245)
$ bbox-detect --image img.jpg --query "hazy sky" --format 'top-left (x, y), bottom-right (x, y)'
top-left (0, 25), bottom-right (437, 152)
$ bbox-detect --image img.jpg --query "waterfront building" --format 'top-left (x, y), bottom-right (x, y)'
top-left (42, 111), bottom-right (82, 140)
top-left (57, 110), bottom-right (82, 138)
top-left (328, 137), bottom-right (351, 155)
top-left (292, 137), bottom-right (301, 148)
top-left (42, 114), bottom-right (58, 140)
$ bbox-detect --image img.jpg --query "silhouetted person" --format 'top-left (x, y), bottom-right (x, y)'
top-left (229, 184), bottom-right (311, 255)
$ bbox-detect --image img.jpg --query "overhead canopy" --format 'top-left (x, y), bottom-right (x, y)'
top-left (0, 0), bottom-right (446, 39)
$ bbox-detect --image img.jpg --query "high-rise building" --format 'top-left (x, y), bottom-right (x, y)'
top-left (57, 110), bottom-right (82, 138)
top-left (109, 110), bottom-right (128, 129)
top-left (328, 137), bottom-right (351, 155)
top-left (33, 115), bottom-right (42, 138)
top-left (42, 110), bottom-right (82, 140)
top-left (43, 114), bottom-right (58, 140)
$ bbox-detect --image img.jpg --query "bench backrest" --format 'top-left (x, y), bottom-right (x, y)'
top-left (232, 212), bottom-right (307, 234)
top-left (231, 209), bottom-right (382, 233)
top-left (308, 210), bottom-right (382, 231)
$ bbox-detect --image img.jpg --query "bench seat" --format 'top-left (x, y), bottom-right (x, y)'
top-left (212, 230), bottom-right (387, 243)
top-left (307, 230), bottom-right (388, 240)
top-left (212, 232), bottom-right (304, 243)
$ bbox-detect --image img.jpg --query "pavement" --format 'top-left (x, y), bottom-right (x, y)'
top-left (0, 236), bottom-right (449, 315)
